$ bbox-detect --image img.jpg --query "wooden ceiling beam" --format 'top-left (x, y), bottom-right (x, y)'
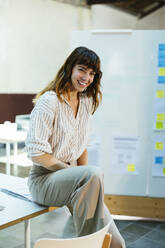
top-left (87, 0), bottom-right (165, 18)
top-left (87, 0), bottom-right (128, 4)
top-left (87, 0), bottom-right (138, 16)
top-left (138, 1), bottom-right (165, 19)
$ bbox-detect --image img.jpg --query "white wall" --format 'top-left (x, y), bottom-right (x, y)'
top-left (91, 4), bottom-right (137, 29)
top-left (1, 1), bottom-right (165, 93)
top-left (91, 4), bottom-right (165, 30)
top-left (0, 0), bottom-right (91, 93)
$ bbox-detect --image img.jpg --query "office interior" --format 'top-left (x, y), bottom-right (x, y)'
top-left (0, 0), bottom-right (165, 248)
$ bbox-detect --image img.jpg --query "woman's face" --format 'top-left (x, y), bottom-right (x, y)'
top-left (71, 64), bottom-right (95, 93)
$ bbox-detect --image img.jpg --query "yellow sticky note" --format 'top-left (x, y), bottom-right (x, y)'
top-left (163, 168), bottom-right (165, 175)
top-left (159, 68), bottom-right (165, 76)
top-left (156, 90), bottom-right (164, 98)
top-left (128, 164), bottom-right (135, 172)
top-left (155, 142), bottom-right (164, 150)
top-left (157, 113), bottom-right (165, 121)
top-left (156, 121), bottom-right (164, 129)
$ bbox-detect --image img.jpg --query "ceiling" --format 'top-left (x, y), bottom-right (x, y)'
top-left (54, 0), bottom-right (165, 19)
top-left (87, 0), bottom-right (165, 19)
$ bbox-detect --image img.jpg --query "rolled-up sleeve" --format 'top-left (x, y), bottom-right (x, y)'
top-left (25, 91), bottom-right (57, 158)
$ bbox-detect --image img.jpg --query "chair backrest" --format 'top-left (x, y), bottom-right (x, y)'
top-left (34, 221), bottom-right (112, 248)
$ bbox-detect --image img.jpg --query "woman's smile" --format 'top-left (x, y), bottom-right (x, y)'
top-left (77, 80), bottom-right (88, 87)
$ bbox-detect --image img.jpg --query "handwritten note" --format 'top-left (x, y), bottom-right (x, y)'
top-left (155, 156), bottom-right (163, 164)
top-left (156, 90), bottom-right (164, 98)
top-left (157, 113), bottom-right (165, 121)
top-left (155, 142), bottom-right (164, 150)
top-left (156, 121), bottom-right (164, 129)
top-left (159, 68), bottom-right (165, 76)
top-left (128, 164), bottom-right (135, 172)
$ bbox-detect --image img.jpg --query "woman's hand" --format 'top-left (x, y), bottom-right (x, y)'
top-left (32, 153), bottom-right (70, 171)
top-left (77, 149), bottom-right (88, 166)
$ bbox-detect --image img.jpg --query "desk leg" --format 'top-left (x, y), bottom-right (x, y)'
top-left (25, 220), bottom-right (31, 248)
top-left (13, 141), bottom-right (18, 175)
top-left (6, 142), bottom-right (10, 175)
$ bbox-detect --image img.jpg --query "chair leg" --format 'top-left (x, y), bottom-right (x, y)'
top-left (102, 233), bottom-right (112, 248)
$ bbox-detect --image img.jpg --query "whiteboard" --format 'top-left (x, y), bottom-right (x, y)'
top-left (72, 30), bottom-right (165, 197)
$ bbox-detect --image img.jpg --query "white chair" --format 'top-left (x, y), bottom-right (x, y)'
top-left (34, 221), bottom-right (112, 248)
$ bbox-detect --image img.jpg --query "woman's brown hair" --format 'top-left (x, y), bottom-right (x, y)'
top-left (33, 46), bottom-right (102, 114)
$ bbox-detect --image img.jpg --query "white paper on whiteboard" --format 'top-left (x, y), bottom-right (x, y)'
top-left (111, 136), bottom-right (140, 175)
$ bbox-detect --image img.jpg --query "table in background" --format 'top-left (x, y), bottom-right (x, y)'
top-left (0, 131), bottom-right (32, 175)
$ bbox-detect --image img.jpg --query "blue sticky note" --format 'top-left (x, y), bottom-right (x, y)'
top-left (159, 44), bottom-right (165, 51)
top-left (158, 60), bottom-right (165, 67)
top-left (158, 76), bottom-right (165, 84)
top-left (158, 44), bottom-right (165, 66)
top-left (155, 156), bottom-right (163, 164)
top-left (158, 51), bottom-right (165, 58)
top-left (158, 51), bottom-right (165, 60)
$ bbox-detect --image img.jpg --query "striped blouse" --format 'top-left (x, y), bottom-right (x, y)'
top-left (25, 91), bottom-right (93, 164)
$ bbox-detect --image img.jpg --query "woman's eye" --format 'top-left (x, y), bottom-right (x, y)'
top-left (79, 68), bottom-right (84, 72)
top-left (91, 72), bottom-right (96, 76)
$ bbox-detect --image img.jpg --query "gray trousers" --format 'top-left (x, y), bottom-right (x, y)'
top-left (28, 165), bottom-right (126, 247)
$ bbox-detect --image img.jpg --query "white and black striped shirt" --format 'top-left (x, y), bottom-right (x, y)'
top-left (26, 91), bottom-right (93, 164)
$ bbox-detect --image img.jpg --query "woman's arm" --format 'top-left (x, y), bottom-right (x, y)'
top-left (32, 153), bottom-right (69, 171)
top-left (77, 149), bottom-right (88, 166)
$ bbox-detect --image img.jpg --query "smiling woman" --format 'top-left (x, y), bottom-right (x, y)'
top-left (25, 47), bottom-right (126, 248)
top-left (33, 46), bottom-right (102, 113)
top-left (71, 64), bottom-right (96, 92)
